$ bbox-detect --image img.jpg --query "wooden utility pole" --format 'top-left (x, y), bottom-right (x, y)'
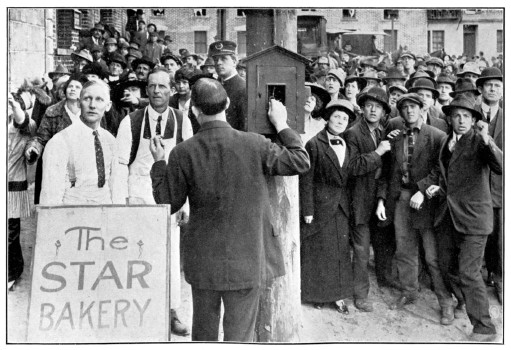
top-left (245, 9), bottom-right (301, 343)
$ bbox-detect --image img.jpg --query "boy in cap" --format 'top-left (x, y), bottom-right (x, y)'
top-left (475, 67), bottom-right (503, 303)
top-left (209, 40), bottom-right (247, 131)
top-left (344, 87), bottom-right (397, 312)
top-left (400, 51), bottom-right (416, 78)
top-left (432, 95), bottom-right (501, 341)
top-left (377, 93), bottom-right (452, 325)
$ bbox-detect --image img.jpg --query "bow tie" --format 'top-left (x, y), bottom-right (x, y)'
top-left (330, 139), bottom-right (344, 146)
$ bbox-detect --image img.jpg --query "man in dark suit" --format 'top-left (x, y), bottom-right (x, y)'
top-left (344, 87), bottom-right (396, 312)
top-left (408, 78), bottom-right (448, 132)
top-left (79, 23), bottom-right (106, 51)
top-left (475, 67), bottom-right (503, 304)
top-left (149, 78), bottom-right (310, 341)
top-left (209, 40), bottom-right (247, 131)
top-left (432, 95), bottom-right (501, 341)
top-left (376, 93), bottom-right (453, 325)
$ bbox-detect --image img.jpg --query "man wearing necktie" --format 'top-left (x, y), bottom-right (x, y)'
top-left (376, 93), bottom-right (452, 325)
top-left (40, 80), bottom-right (116, 205)
top-left (343, 87), bottom-right (396, 312)
top-left (431, 95), bottom-right (501, 341)
top-left (474, 67), bottom-right (503, 304)
top-left (112, 67), bottom-right (194, 337)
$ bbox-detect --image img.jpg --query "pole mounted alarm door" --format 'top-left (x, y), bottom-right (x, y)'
top-left (255, 65), bottom-right (297, 134)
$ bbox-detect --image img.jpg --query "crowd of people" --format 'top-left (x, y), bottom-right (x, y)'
top-left (7, 17), bottom-right (503, 343)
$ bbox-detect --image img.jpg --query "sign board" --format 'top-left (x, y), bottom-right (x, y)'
top-left (27, 205), bottom-right (170, 343)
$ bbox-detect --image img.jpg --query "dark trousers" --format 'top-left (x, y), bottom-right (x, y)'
top-left (393, 190), bottom-right (452, 307)
top-left (484, 208), bottom-right (502, 282)
top-left (437, 216), bottom-right (496, 335)
top-left (8, 218), bottom-right (24, 282)
top-left (352, 218), bottom-right (395, 299)
top-left (191, 286), bottom-right (261, 342)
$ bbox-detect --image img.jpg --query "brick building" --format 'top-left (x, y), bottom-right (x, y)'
top-left (8, 8), bottom-right (504, 91)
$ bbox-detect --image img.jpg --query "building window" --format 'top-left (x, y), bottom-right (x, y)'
top-left (384, 10), bottom-right (399, 20)
top-left (152, 9), bottom-right (165, 16)
top-left (384, 30), bottom-right (397, 52)
top-left (497, 30), bottom-right (503, 53)
top-left (193, 9), bottom-right (207, 17)
top-left (194, 31), bottom-right (207, 54)
top-left (237, 31), bottom-right (247, 56)
top-left (342, 9), bottom-right (356, 19)
top-left (432, 30), bottom-right (444, 51)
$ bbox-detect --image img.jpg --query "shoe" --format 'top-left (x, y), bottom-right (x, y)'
top-left (440, 306), bottom-right (454, 325)
top-left (389, 295), bottom-right (415, 310)
top-left (454, 303), bottom-right (466, 319)
top-left (378, 278), bottom-right (400, 290)
top-left (354, 298), bottom-right (374, 312)
top-left (171, 315), bottom-right (190, 336)
top-left (468, 332), bottom-right (498, 343)
top-left (333, 300), bottom-right (349, 315)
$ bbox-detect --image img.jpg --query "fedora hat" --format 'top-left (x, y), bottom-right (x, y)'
top-left (323, 99), bottom-right (357, 123)
top-left (327, 68), bottom-right (347, 86)
top-left (360, 58), bottom-right (378, 69)
top-left (81, 62), bottom-right (109, 80)
top-left (449, 78), bottom-right (481, 98)
top-left (436, 73), bottom-right (456, 89)
top-left (456, 61), bottom-right (481, 77)
top-left (475, 67), bottom-right (502, 87)
top-left (132, 55), bottom-right (156, 70)
top-left (405, 71), bottom-right (436, 89)
top-left (129, 41), bottom-right (140, 50)
top-left (90, 44), bottom-right (103, 53)
top-left (396, 93), bottom-right (424, 110)
top-left (442, 95), bottom-right (483, 121)
top-left (208, 41), bottom-right (237, 57)
top-left (164, 35), bottom-right (172, 43)
top-left (126, 50), bottom-right (143, 60)
top-left (71, 49), bottom-right (93, 63)
top-left (108, 52), bottom-right (127, 69)
top-left (160, 53), bottom-right (183, 66)
top-left (201, 56), bottom-right (215, 67)
top-left (344, 75), bottom-right (367, 91)
top-left (306, 82), bottom-right (331, 108)
top-left (92, 23), bottom-right (105, 33)
top-left (408, 78), bottom-right (440, 99)
top-left (357, 86), bottom-right (391, 114)
top-left (383, 66), bottom-right (406, 82)
top-left (361, 70), bottom-right (382, 84)
top-left (105, 37), bottom-right (117, 45)
top-left (48, 64), bottom-right (70, 79)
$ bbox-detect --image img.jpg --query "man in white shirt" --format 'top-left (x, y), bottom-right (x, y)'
top-left (113, 67), bottom-right (193, 337)
top-left (40, 80), bottom-right (116, 205)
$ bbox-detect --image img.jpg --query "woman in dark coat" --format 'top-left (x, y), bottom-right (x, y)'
top-left (299, 99), bottom-right (357, 313)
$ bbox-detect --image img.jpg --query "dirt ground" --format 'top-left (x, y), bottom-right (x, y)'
top-left (7, 186), bottom-right (504, 344)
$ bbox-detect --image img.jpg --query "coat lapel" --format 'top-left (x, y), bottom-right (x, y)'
top-left (318, 130), bottom-right (344, 180)
top-left (411, 127), bottom-right (429, 164)
top-left (449, 129), bottom-right (473, 166)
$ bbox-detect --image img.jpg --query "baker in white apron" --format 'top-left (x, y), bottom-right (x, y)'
top-left (113, 99), bottom-right (193, 337)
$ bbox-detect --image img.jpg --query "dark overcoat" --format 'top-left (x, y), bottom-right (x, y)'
top-left (151, 120), bottom-right (310, 290)
top-left (299, 129), bottom-right (353, 302)
top-left (435, 129), bottom-right (502, 235)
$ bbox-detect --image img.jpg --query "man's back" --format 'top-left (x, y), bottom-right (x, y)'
top-left (151, 120), bottom-right (309, 290)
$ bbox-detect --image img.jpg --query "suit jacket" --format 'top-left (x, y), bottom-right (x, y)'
top-left (344, 119), bottom-right (382, 225)
top-left (388, 113), bottom-right (448, 134)
top-left (168, 94), bottom-right (201, 134)
top-left (378, 122), bottom-right (446, 229)
top-left (475, 104), bottom-right (503, 208)
top-left (300, 129), bottom-right (351, 237)
top-left (150, 120), bottom-right (310, 290)
top-left (435, 129), bottom-right (502, 235)
top-left (221, 74), bottom-right (247, 131)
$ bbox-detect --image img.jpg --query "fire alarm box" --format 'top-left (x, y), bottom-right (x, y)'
top-left (244, 45), bottom-right (311, 135)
